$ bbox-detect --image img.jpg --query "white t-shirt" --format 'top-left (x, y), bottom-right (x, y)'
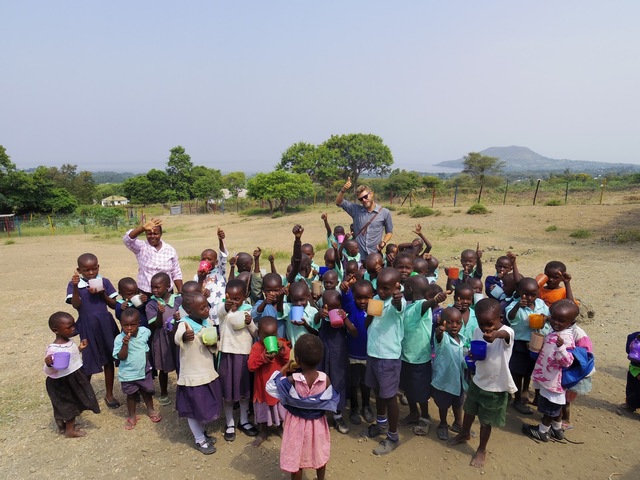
top-left (472, 325), bottom-right (517, 394)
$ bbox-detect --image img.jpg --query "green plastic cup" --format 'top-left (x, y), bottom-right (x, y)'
top-left (264, 336), bottom-right (278, 354)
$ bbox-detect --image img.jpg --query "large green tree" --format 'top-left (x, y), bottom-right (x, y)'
top-left (166, 146), bottom-right (193, 200)
top-left (277, 143), bottom-right (340, 202)
top-left (42, 164), bottom-right (97, 204)
top-left (321, 133), bottom-right (393, 189)
top-left (384, 169), bottom-right (421, 204)
top-left (247, 171), bottom-right (314, 215)
top-left (192, 166), bottom-right (223, 202)
top-left (462, 152), bottom-right (505, 203)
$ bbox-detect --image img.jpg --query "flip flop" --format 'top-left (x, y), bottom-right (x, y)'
top-left (105, 397), bottom-right (121, 409)
top-left (148, 411), bottom-right (162, 423)
top-left (124, 417), bottom-right (137, 430)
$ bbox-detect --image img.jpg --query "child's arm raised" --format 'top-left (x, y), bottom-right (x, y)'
top-left (286, 225), bottom-right (303, 284)
top-left (421, 291), bottom-right (447, 317)
top-left (321, 213), bottom-right (332, 236)
top-left (70, 270), bottom-right (82, 309)
top-left (228, 255), bottom-right (236, 283)
top-left (435, 318), bottom-right (446, 342)
top-left (268, 254), bottom-right (277, 274)
top-left (253, 247), bottom-right (262, 274)
top-left (475, 242), bottom-right (483, 278)
top-left (506, 251), bottom-right (522, 282)
top-left (217, 226), bottom-right (227, 254)
top-left (563, 272), bottom-right (575, 303)
top-left (413, 223), bottom-right (433, 254)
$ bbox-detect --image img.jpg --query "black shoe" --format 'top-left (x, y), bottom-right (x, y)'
top-left (550, 427), bottom-right (565, 440)
top-left (522, 424), bottom-right (549, 442)
top-left (195, 439), bottom-right (216, 454)
top-left (334, 417), bottom-right (350, 434)
top-left (224, 426), bottom-right (236, 442)
top-left (238, 422), bottom-right (259, 437)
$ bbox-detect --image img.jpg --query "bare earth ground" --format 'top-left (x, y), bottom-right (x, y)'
top-left (1, 199), bottom-right (639, 479)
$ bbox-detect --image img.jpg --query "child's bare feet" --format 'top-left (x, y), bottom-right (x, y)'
top-left (252, 432), bottom-right (268, 447)
top-left (448, 431), bottom-right (471, 446)
top-left (64, 428), bottom-right (87, 438)
top-left (470, 449), bottom-right (486, 468)
top-left (124, 416), bottom-right (138, 430)
top-left (56, 419), bottom-right (65, 434)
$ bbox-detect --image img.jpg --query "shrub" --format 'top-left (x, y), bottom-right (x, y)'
top-left (606, 229), bottom-right (640, 244)
top-left (545, 200), bottom-right (562, 206)
top-left (467, 203), bottom-right (489, 215)
top-left (545, 225), bottom-right (558, 232)
top-left (569, 229), bottom-right (591, 239)
top-left (409, 206), bottom-right (439, 218)
top-left (4, 240), bottom-right (15, 245)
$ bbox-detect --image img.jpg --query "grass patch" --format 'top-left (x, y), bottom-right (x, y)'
top-left (453, 209), bottom-right (461, 213)
top-left (545, 200), bottom-right (562, 206)
top-left (4, 239), bottom-right (16, 245)
top-left (606, 229), bottom-right (640, 244)
top-left (409, 206), bottom-right (440, 218)
top-left (545, 225), bottom-right (558, 232)
top-left (181, 255), bottom-right (201, 262)
top-left (569, 229), bottom-right (591, 239)
top-left (467, 203), bottom-right (489, 215)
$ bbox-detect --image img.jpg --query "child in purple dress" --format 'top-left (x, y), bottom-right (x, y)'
top-left (66, 253), bottom-right (120, 409)
top-left (115, 277), bottom-right (148, 326)
top-left (146, 272), bottom-right (182, 406)
top-left (44, 312), bottom-right (100, 437)
top-left (174, 292), bottom-right (222, 454)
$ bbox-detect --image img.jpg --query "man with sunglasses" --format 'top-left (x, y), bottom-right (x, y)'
top-left (335, 177), bottom-right (393, 261)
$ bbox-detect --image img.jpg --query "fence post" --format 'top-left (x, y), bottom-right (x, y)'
top-left (454, 185), bottom-right (458, 207)
top-left (533, 179), bottom-right (541, 205)
top-left (431, 188), bottom-right (436, 208)
top-left (503, 180), bottom-right (509, 205)
top-left (599, 179), bottom-right (607, 205)
top-left (564, 181), bottom-right (569, 204)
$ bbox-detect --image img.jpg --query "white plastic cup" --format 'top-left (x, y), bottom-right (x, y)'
top-left (130, 294), bottom-right (143, 307)
top-left (88, 278), bottom-right (104, 292)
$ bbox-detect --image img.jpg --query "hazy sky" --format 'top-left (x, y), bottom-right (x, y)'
top-left (2, 1), bottom-right (639, 174)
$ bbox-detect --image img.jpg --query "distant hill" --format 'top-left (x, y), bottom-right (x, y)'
top-left (92, 171), bottom-right (138, 184)
top-left (435, 146), bottom-right (640, 174)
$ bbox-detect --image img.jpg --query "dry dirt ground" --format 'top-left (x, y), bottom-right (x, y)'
top-left (1, 199), bottom-right (639, 479)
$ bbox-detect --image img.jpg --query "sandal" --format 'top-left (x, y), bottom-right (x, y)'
top-left (148, 411), bottom-right (162, 423)
top-left (238, 422), bottom-right (259, 437)
top-left (105, 397), bottom-right (121, 409)
top-left (513, 401), bottom-right (533, 414)
top-left (157, 395), bottom-right (172, 406)
top-left (124, 417), bottom-right (137, 430)
top-left (437, 424), bottom-right (449, 441)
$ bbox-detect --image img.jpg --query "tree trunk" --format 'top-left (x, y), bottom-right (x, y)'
top-left (477, 181), bottom-right (484, 204)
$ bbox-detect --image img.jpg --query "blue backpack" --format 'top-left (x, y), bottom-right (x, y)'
top-left (561, 347), bottom-right (595, 389)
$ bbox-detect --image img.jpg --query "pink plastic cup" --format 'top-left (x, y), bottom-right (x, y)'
top-left (329, 309), bottom-right (344, 328)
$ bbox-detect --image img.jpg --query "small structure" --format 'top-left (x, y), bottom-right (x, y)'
top-left (0, 213), bottom-right (15, 235)
top-left (101, 195), bottom-right (129, 207)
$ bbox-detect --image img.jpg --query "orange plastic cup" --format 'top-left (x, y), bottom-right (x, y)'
top-left (448, 267), bottom-right (460, 280)
top-left (528, 313), bottom-right (545, 329)
top-left (367, 299), bottom-right (384, 316)
top-left (535, 273), bottom-right (548, 289)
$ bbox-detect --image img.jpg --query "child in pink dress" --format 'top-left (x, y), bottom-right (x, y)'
top-left (266, 334), bottom-right (339, 480)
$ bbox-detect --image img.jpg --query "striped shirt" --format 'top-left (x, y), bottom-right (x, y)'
top-left (123, 230), bottom-right (183, 293)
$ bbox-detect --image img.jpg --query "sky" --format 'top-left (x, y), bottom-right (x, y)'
top-left (1, 1), bottom-right (639, 174)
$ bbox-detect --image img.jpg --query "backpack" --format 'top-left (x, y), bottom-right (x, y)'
top-left (627, 333), bottom-right (640, 364)
top-left (561, 347), bottom-right (595, 389)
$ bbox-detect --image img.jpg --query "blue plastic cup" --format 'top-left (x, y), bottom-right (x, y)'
top-left (470, 340), bottom-right (487, 361)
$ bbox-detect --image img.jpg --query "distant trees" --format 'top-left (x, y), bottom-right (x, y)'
top-left (462, 152), bottom-right (505, 203)
top-left (247, 171), bottom-right (314, 215)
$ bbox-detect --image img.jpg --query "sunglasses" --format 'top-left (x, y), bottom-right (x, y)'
top-left (358, 193), bottom-right (370, 202)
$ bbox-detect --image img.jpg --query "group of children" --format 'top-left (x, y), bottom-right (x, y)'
top-left (44, 213), bottom-right (597, 477)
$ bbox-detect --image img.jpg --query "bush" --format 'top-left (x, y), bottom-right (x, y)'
top-left (569, 229), bottom-right (591, 239)
top-left (545, 225), bottom-right (558, 232)
top-left (606, 229), bottom-right (640, 244)
top-left (409, 206), bottom-right (439, 218)
top-left (545, 200), bottom-right (562, 206)
top-left (467, 203), bottom-right (489, 215)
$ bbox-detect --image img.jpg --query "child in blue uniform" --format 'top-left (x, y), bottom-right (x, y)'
top-left (113, 308), bottom-right (161, 430)
top-left (66, 253), bottom-right (120, 409)
top-left (115, 277), bottom-right (148, 326)
top-left (365, 267), bottom-right (405, 455)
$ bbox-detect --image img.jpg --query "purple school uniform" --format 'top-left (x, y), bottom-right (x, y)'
top-left (318, 317), bottom-right (349, 412)
top-left (145, 295), bottom-right (182, 372)
top-left (115, 301), bottom-right (148, 327)
top-left (66, 278), bottom-right (120, 375)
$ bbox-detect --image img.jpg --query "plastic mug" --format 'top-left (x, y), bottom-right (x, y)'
top-left (201, 327), bottom-right (218, 346)
top-left (329, 309), bottom-right (344, 328)
top-left (264, 335), bottom-right (279, 353)
top-left (52, 351), bottom-right (71, 370)
top-left (366, 299), bottom-right (384, 316)
top-left (489, 285), bottom-right (504, 300)
top-left (88, 278), bottom-right (104, 292)
top-left (535, 273), bottom-right (548, 289)
top-left (447, 267), bottom-right (460, 280)
top-left (528, 313), bottom-right (545, 330)
top-left (290, 305), bottom-right (304, 324)
top-left (529, 332), bottom-right (544, 353)
top-left (337, 234), bottom-right (345, 244)
top-left (199, 260), bottom-right (212, 273)
top-left (470, 340), bottom-right (487, 361)
top-left (473, 293), bottom-right (484, 305)
top-left (465, 355), bottom-right (476, 373)
top-left (311, 281), bottom-right (324, 296)
top-left (318, 266), bottom-right (330, 276)
top-left (130, 294), bottom-right (143, 307)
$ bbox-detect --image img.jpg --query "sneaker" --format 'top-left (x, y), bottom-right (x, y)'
top-left (195, 439), bottom-right (217, 455)
top-left (349, 410), bottom-right (362, 425)
top-left (372, 437), bottom-right (399, 455)
top-left (334, 417), bottom-right (350, 434)
top-left (522, 424), bottom-right (549, 442)
top-left (367, 422), bottom-right (388, 438)
top-left (362, 405), bottom-right (375, 424)
top-left (550, 427), bottom-right (565, 440)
